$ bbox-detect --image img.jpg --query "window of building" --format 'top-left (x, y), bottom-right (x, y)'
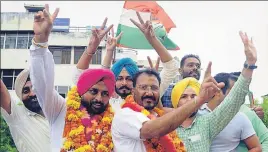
top-left (1, 69), bottom-right (24, 90)
top-left (74, 46), bottom-right (86, 64)
top-left (49, 46), bottom-right (71, 64)
top-left (5, 34), bottom-right (17, 49)
top-left (1, 36), bottom-right (4, 49)
top-left (17, 34), bottom-right (28, 49)
top-left (55, 86), bottom-right (71, 98)
top-left (28, 34), bottom-right (34, 49)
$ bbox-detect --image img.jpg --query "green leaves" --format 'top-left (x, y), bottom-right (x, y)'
top-left (0, 116), bottom-right (17, 152)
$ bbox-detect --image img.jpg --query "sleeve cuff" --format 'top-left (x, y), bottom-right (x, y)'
top-left (29, 42), bottom-right (49, 56)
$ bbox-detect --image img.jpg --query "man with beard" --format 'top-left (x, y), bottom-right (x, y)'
top-left (161, 54), bottom-right (201, 107)
top-left (73, 15), bottom-right (179, 112)
top-left (28, 5), bottom-right (118, 151)
top-left (111, 65), bottom-right (224, 152)
top-left (170, 31), bottom-right (258, 152)
top-left (0, 69), bottom-right (50, 152)
top-left (111, 12), bottom-right (225, 152)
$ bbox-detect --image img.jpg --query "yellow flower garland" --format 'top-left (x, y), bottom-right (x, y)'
top-left (61, 86), bottom-right (114, 152)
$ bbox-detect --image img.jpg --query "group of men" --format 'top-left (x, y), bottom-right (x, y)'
top-left (1, 4), bottom-right (268, 152)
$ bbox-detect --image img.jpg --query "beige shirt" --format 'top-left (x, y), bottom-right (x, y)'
top-left (1, 98), bottom-right (51, 152)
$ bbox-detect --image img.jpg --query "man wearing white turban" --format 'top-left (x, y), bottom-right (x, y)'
top-left (0, 69), bottom-right (50, 152)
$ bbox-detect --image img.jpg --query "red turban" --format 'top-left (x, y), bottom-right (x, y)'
top-left (77, 69), bottom-right (116, 97)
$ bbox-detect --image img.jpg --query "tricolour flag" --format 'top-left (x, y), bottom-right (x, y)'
top-left (116, 1), bottom-right (179, 50)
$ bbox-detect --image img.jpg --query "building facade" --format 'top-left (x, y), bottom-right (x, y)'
top-left (1, 5), bottom-right (107, 99)
top-left (1, 4), bottom-right (178, 100)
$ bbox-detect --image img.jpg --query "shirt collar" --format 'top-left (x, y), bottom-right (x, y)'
top-left (199, 103), bottom-right (212, 112)
top-left (179, 117), bottom-right (198, 129)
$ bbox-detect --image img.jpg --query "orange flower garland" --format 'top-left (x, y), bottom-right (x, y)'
top-left (61, 86), bottom-right (114, 152)
top-left (122, 95), bottom-right (186, 152)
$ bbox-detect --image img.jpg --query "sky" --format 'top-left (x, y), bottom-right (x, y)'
top-left (1, 1), bottom-right (268, 99)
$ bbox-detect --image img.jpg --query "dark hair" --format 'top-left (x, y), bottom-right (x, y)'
top-left (229, 72), bottom-right (241, 81)
top-left (26, 75), bottom-right (31, 82)
top-left (180, 54), bottom-right (201, 67)
top-left (133, 69), bottom-right (161, 87)
top-left (214, 72), bottom-right (232, 95)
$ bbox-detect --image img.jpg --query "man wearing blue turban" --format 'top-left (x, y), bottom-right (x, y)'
top-left (72, 15), bottom-right (180, 113)
top-left (111, 57), bottom-right (139, 99)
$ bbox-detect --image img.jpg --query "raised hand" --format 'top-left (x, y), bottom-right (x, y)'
top-left (239, 31), bottom-right (257, 65)
top-left (106, 27), bottom-right (123, 52)
top-left (88, 18), bottom-right (113, 53)
top-left (130, 12), bottom-right (155, 39)
top-left (147, 56), bottom-right (160, 71)
top-left (198, 62), bottom-right (225, 103)
top-left (252, 105), bottom-right (264, 120)
top-left (33, 4), bottom-right (59, 42)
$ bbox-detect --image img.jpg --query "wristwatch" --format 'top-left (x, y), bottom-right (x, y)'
top-left (244, 62), bottom-right (257, 69)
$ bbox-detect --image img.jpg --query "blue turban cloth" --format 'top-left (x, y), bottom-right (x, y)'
top-left (111, 58), bottom-right (139, 79)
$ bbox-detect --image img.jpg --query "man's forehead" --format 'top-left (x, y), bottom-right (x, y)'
top-left (136, 73), bottom-right (159, 84)
top-left (91, 81), bottom-right (108, 91)
top-left (23, 81), bottom-right (32, 88)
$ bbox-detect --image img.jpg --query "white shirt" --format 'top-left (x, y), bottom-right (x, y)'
top-left (1, 98), bottom-right (50, 152)
top-left (29, 45), bottom-right (123, 152)
top-left (198, 103), bottom-right (256, 152)
top-left (112, 108), bottom-right (150, 152)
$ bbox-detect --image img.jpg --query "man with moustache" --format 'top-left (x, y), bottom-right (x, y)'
top-left (0, 70), bottom-right (50, 152)
top-left (170, 31), bottom-right (258, 152)
top-left (73, 15), bottom-right (179, 112)
top-left (111, 12), bottom-right (224, 152)
top-left (161, 54), bottom-right (201, 107)
top-left (28, 5), bottom-right (117, 151)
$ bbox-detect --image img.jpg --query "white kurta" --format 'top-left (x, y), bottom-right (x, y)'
top-left (1, 98), bottom-right (51, 152)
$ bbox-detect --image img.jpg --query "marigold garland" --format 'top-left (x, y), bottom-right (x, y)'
top-left (122, 95), bottom-right (186, 152)
top-left (61, 86), bottom-right (114, 152)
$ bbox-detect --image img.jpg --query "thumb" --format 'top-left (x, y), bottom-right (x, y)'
top-left (217, 82), bottom-right (225, 89)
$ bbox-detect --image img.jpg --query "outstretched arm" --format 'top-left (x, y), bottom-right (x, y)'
top-left (102, 27), bottom-right (123, 69)
top-left (29, 4), bottom-right (65, 124)
top-left (131, 12), bottom-right (179, 109)
top-left (76, 18), bottom-right (114, 70)
top-left (208, 31), bottom-right (257, 139)
top-left (72, 18), bottom-right (114, 85)
top-left (0, 80), bottom-right (11, 114)
top-left (114, 62), bottom-right (224, 139)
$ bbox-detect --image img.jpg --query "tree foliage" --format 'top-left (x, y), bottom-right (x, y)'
top-left (0, 116), bottom-right (17, 152)
top-left (261, 96), bottom-right (268, 127)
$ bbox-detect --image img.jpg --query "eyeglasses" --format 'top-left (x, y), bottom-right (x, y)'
top-left (186, 63), bottom-right (201, 69)
top-left (138, 84), bottom-right (159, 92)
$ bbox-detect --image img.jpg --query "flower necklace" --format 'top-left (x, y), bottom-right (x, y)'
top-left (122, 95), bottom-right (186, 152)
top-left (61, 86), bottom-right (114, 152)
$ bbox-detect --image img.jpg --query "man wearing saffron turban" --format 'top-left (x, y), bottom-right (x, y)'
top-left (28, 5), bottom-right (117, 151)
top-left (170, 31), bottom-right (258, 152)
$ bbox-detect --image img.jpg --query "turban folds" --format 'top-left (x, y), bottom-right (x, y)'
top-left (171, 77), bottom-right (201, 108)
top-left (111, 58), bottom-right (139, 79)
top-left (77, 69), bottom-right (116, 96)
top-left (15, 69), bottom-right (30, 100)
